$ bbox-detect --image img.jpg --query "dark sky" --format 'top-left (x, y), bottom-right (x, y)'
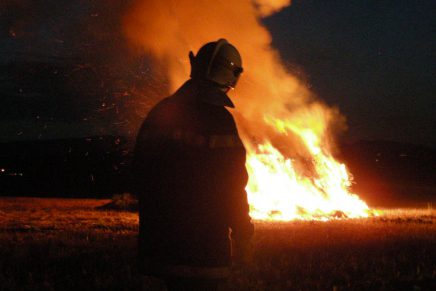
top-left (0, 0), bottom-right (435, 146)
top-left (265, 0), bottom-right (435, 146)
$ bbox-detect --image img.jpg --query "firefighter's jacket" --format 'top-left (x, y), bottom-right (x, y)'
top-left (132, 80), bottom-right (254, 276)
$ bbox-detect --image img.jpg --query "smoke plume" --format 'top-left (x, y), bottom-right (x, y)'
top-left (123, 0), bottom-right (345, 158)
top-left (253, 0), bottom-right (292, 17)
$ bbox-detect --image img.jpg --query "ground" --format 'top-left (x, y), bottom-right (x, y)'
top-left (0, 197), bottom-right (434, 290)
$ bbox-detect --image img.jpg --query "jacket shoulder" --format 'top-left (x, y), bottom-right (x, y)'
top-left (146, 97), bottom-right (173, 121)
top-left (215, 106), bottom-right (239, 132)
top-left (144, 96), bottom-right (184, 128)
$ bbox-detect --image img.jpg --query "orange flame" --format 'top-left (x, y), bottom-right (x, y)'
top-left (123, 0), bottom-right (370, 220)
top-left (246, 117), bottom-right (369, 221)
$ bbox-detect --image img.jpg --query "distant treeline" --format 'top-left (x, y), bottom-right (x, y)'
top-left (0, 136), bottom-right (130, 197)
top-left (340, 140), bottom-right (436, 207)
top-left (0, 136), bottom-right (435, 206)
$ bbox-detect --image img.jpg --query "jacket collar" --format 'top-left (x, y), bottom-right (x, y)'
top-left (175, 79), bottom-right (235, 108)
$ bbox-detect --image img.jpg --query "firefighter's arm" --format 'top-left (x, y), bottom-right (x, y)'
top-left (130, 120), bottom-right (156, 196)
top-left (130, 108), bottom-right (170, 197)
top-left (220, 111), bottom-right (254, 264)
top-left (133, 115), bottom-right (173, 275)
top-left (228, 149), bottom-right (254, 265)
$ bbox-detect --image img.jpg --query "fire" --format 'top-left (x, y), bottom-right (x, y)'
top-left (123, 0), bottom-right (372, 220)
top-left (245, 116), bottom-right (369, 221)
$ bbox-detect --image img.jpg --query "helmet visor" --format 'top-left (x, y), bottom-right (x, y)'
top-left (214, 58), bottom-right (244, 78)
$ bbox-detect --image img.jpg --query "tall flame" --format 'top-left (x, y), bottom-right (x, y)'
top-left (123, 0), bottom-right (370, 220)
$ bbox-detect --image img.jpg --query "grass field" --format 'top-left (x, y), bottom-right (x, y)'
top-left (0, 197), bottom-right (434, 290)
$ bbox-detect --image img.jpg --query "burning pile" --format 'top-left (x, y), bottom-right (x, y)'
top-left (245, 116), bottom-right (369, 221)
top-left (123, 0), bottom-right (370, 220)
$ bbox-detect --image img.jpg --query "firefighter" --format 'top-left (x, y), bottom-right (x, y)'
top-left (131, 39), bottom-right (254, 290)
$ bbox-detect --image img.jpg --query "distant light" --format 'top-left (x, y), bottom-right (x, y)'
top-left (0, 168), bottom-right (5, 172)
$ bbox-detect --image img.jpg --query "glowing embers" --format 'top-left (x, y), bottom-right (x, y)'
top-left (245, 117), bottom-right (370, 221)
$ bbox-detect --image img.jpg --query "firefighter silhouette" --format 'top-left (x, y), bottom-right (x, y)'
top-left (132, 39), bottom-right (254, 290)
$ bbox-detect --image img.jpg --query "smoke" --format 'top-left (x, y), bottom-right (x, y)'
top-left (123, 0), bottom-right (345, 157)
top-left (253, 0), bottom-right (292, 17)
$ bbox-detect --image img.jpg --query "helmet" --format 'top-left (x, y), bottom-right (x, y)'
top-left (189, 39), bottom-right (243, 89)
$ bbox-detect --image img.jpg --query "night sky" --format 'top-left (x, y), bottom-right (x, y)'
top-left (0, 0), bottom-right (434, 146)
top-left (265, 0), bottom-right (435, 146)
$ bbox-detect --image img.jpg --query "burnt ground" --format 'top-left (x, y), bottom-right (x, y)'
top-left (0, 198), bottom-right (434, 290)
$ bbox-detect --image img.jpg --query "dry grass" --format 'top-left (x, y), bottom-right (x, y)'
top-left (0, 198), bottom-right (434, 290)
